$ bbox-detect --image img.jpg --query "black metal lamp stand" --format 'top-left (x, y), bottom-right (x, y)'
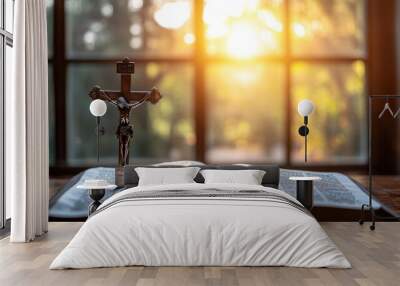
top-left (298, 116), bottom-right (310, 162)
top-left (95, 117), bottom-right (105, 164)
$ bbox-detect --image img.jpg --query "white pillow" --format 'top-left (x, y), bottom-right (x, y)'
top-left (200, 169), bottom-right (266, 185)
top-left (152, 160), bottom-right (205, 167)
top-left (135, 167), bottom-right (201, 186)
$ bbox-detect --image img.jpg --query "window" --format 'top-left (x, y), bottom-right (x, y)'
top-left (48, 0), bottom-right (367, 169)
top-left (206, 63), bottom-right (285, 163)
top-left (66, 63), bottom-right (194, 165)
top-left (65, 0), bottom-right (193, 58)
top-left (1, 0), bottom-right (14, 228)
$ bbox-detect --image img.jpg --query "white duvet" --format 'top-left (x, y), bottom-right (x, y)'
top-left (50, 183), bottom-right (351, 269)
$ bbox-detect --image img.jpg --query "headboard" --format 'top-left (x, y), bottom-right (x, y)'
top-left (122, 164), bottom-right (280, 189)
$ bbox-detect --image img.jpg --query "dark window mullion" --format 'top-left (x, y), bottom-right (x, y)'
top-left (284, 0), bottom-right (292, 166)
top-left (53, 0), bottom-right (66, 166)
top-left (194, 0), bottom-right (206, 162)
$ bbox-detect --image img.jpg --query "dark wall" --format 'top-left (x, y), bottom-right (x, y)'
top-left (368, 0), bottom-right (399, 174)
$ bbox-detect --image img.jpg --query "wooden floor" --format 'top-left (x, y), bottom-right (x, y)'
top-left (0, 222), bottom-right (399, 286)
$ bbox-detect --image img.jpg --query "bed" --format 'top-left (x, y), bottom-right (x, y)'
top-left (50, 164), bottom-right (350, 269)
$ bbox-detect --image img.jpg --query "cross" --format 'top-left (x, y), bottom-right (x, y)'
top-left (89, 57), bottom-right (162, 167)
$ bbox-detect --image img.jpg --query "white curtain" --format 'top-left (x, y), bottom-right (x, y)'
top-left (7, 0), bottom-right (49, 242)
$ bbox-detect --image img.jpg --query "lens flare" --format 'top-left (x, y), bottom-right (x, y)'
top-left (184, 33), bottom-right (195, 45)
top-left (293, 23), bottom-right (306, 37)
top-left (154, 2), bottom-right (191, 30)
top-left (227, 23), bottom-right (261, 58)
top-left (152, 0), bottom-right (283, 57)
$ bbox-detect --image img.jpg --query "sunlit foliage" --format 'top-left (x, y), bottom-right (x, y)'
top-left (292, 61), bottom-right (366, 163)
top-left (204, 0), bottom-right (283, 57)
top-left (66, 64), bottom-right (194, 165)
top-left (292, 0), bottom-right (366, 56)
top-left (65, 0), bottom-right (193, 58)
top-left (206, 63), bottom-right (285, 163)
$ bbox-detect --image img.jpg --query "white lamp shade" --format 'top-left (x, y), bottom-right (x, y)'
top-left (297, 99), bottom-right (314, 117)
top-left (90, 99), bottom-right (107, 117)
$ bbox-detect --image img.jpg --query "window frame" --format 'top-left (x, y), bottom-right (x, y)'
top-left (0, 0), bottom-right (14, 229)
top-left (48, 0), bottom-right (369, 176)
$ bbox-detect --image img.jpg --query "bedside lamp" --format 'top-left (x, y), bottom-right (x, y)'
top-left (297, 99), bottom-right (314, 162)
top-left (90, 99), bottom-right (107, 163)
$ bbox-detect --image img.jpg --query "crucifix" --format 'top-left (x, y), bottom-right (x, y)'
top-left (89, 57), bottom-right (162, 169)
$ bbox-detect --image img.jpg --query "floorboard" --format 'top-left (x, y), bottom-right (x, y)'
top-left (0, 222), bottom-right (398, 286)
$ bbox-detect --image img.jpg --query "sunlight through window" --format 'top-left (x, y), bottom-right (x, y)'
top-left (204, 0), bottom-right (283, 57)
